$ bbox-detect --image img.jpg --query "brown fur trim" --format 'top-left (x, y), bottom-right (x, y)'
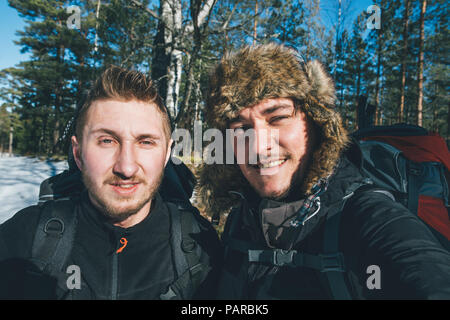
top-left (197, 43), bottom-right (348, 218)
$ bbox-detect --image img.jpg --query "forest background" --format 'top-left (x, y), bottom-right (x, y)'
top-left (0, 0), bottom-right (448, 159)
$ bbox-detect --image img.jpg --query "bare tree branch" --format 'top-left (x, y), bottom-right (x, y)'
top-left (129, 0), bottom-right (159, 20)
top-left (221, 2), bottom-right (237, 31)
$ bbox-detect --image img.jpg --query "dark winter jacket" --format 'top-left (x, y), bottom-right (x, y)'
top-left (216, 144), bottom-right (450, 300)
top-left (0, 191), bottom-right (221, 299)
top-left (194, 44), bottom-right (450, 300)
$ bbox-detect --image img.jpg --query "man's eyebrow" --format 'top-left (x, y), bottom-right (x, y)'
top-left (90, 128), bottom-right (161, 140)
top-left (91, 128), bottom-right (119, 137)
top-left (228, 115), bottom-right (244, 125)
top-left (261, 104), bottom-right (294, 115)
top-left (228, 104), bottom-right (294, 124)
top-left (135, 134), bottom-right (162, 140)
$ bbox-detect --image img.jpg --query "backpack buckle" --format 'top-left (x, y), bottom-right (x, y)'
top-left (409, 163), bottom-right (423, 176)
top-left (318, 253), bottom-right (345, 272)
top-left (44, 218), bottom-right (65, 236)
top-left (273, 249), bottom-right (296, 267)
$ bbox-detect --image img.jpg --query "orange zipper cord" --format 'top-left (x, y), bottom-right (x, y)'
top-left (116, 237), bottom-right (128, 254)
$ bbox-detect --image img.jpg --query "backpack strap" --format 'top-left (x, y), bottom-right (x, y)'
top-left (320, 195), bottom-right (352, 299)
top-left (223, 200), bottom-right (347, 296)
top-left (320, 181), bottom-right (377, 300)
top-left (407, 161), bottom-right (422, 215)
top-left (31, 199), bottom-right (77, 294)
top-left (247, 249), bottom-right (345, 271)
top-left (160, 203), bottom-right (210, 300)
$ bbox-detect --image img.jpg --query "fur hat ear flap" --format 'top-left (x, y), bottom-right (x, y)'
top-left (305, 60), bottom-right (336, 106)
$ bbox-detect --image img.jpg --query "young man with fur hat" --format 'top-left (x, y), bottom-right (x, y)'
top-left (197, 43), bottom-right (450, 299)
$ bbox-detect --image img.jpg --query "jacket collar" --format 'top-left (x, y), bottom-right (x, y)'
top-left (78, 190), bottom-right (165, 239)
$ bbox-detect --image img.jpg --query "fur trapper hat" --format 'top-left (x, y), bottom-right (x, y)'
top-left (197, 43), bottom-right (349, 218)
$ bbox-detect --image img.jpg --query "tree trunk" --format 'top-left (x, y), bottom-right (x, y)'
top-left (159, 0), bottom-right (215, 122)
top-left (355, 64), bottom-right (361, 130)
top-left (165, 50), bottom-right (183, 119)
top-left (399, 0), bottom-right (410, 123)
top-left (53, 104), bottom-right (60, 154)
top-left (374, 31), bottom-right (382, 125)
top-left (94, 0), bottom-right (101, 52)
top-left (253, 0), bottom-right (258, 45)
top-left (151, 2), bottom-right (170, 104)
top-left (179, 0), bottom-right (202, 126)
top-left (432, 82), bottom-right (437, 132)
top-left (52, 20), bottom-right (65, 155)
top-left (8, 126), bottom-right (13, 157)
top-left (160, 0), bottom-right (181, 119)
top-left (416, 0), bottom-right (427, 127)
top-left (332, 0), bottom-right (342, 78)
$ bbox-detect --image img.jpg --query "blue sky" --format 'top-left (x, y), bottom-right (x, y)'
top-left (0, 0), bottom-right (374, 71)
top-left (0, 1), bottom-right (30, 70)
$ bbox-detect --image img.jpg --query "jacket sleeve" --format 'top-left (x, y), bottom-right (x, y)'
top-left (0, 205), bottom-right (41, 259)
top-left (0, 205), bottom-right (42, 299)
top-left (343, 190), bottom-right (450, 299)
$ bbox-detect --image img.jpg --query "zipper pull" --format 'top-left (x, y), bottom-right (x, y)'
top-left (116, 237), bottom-right (128, 254)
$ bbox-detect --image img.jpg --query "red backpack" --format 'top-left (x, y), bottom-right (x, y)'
top-left (354, 124), bottom-right (450, 249)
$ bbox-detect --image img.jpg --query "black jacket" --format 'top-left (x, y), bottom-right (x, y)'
top-left (0, 191), bottom-right (221, 299)
top-left (217, 144), bottom-right (450, 299)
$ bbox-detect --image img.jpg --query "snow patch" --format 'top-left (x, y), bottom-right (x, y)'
top-left (0, 154), bottom-right (68, 224)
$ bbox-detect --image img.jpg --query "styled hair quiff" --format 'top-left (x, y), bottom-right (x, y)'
top-left (197, 43), bottom-right (350, 218)
top-left (75, 66), bottom-right (171, 142)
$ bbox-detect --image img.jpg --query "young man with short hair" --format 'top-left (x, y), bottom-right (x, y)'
top-left (0, 66), bottom-right (220, 299)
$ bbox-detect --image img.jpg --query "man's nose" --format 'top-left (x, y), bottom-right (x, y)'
top-left (113, 143), bottom-right (139, 178)
top-left (249, 125), bottom-right (278, 161)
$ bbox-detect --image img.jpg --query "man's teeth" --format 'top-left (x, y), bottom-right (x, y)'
top-left (116, 184), bottom-right (136, 188)
top-left (258, 159), bottom-right (286, 168)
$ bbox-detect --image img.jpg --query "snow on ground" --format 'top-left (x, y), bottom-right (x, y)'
top-left (0, 154), bottom-right (68, 224)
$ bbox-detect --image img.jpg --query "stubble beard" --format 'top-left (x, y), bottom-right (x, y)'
top-left (82, 170), bottom-right (164, 223)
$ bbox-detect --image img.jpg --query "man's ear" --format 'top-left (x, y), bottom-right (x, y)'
top-left (165, 138), bottom-right (173, 167)
top-left (71, 135), bottom-right (83, 171)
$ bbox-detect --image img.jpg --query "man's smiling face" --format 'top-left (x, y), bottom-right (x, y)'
top-left (229, 97), bottom-right (316, 200)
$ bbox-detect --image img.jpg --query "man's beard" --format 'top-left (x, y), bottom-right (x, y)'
top-left (82, 170), bottom-right (164, 223)
top-left (251, 153), bottom-right (311, 202)
top-left (254, 172), bottom-right (301, 201)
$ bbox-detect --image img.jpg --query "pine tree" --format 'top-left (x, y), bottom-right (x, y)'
top-left (399, 0), bottom-right (411, 123)
top-left (344, 13), bottom-right (374, 129)
top-left (422, 0), bottom-right (449, 139)
top-left (5, 0), bottom-right (95, 155)
top-left (416, 0), bottom-right (427, 126)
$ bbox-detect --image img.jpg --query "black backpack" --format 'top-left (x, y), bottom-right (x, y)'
top-left (32, 158), bottom-right (211, 300)
top-left (223, 124), bottom-right (449, 299)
